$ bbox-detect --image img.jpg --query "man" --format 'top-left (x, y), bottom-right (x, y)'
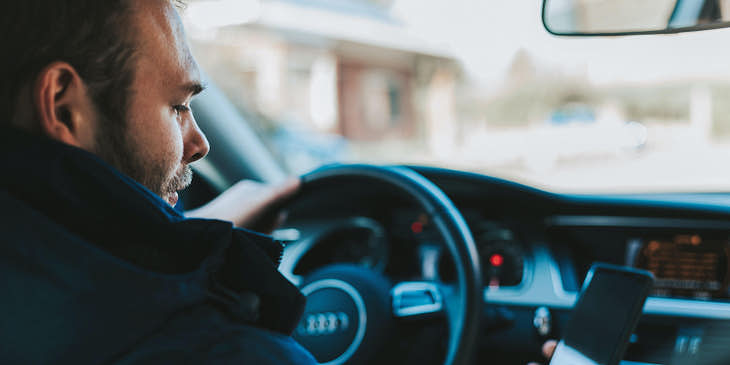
top-left (0, 0), bottom-right (314, 363)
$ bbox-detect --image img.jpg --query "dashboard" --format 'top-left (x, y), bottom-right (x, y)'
top-left (274, 166), bottom-right (730, 365)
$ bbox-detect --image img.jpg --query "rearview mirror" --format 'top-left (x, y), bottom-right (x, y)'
top-left (543, 0), bottom-right (730, 36)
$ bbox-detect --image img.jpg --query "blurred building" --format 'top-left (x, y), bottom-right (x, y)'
top-left (186, 0), bottom-right (460, 147)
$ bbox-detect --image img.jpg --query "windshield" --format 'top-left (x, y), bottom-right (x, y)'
top-left (184, 0), bottom-right (730, 194)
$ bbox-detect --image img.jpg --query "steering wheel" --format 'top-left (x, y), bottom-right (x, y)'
top-left (280, 164), bottom-right (482, 365)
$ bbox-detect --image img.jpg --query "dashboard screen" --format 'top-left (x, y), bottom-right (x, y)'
top-left (627, 235), bottom-right (729, 300)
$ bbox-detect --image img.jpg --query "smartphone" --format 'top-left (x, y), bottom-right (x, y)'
top-left (549, 263), bottom-right (654, 365)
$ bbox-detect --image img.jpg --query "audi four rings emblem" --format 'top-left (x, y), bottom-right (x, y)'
top-left (297, 312), bottom-right (350, 336)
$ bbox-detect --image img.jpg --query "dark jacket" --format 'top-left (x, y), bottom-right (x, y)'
top-left (0, 127), bottom-right (316, 364)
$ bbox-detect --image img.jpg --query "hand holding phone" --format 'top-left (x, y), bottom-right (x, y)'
top-left (549, 263), bottom-right (654, 365)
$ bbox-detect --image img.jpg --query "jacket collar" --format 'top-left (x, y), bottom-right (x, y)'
top-left (0, 127), bottom-right (304, 334)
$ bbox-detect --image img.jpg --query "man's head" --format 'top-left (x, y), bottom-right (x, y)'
top-left (1, 0), bottom-right (209, 206)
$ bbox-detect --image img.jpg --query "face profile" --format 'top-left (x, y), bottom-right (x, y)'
top-left (90, 0), bottom-right (210, 206)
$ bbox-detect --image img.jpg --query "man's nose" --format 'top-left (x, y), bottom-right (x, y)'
top-left (182, 115), bottom-right (210, 163)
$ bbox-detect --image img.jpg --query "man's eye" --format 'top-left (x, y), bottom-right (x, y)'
top-left (173, 104), bottom-right (191, 114)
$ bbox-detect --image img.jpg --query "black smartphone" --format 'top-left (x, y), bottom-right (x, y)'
top-left (549, 263), bottom-right (654, 365)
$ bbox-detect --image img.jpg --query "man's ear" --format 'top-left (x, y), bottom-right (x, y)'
top-left (33, 62), bottom-right (98, 149)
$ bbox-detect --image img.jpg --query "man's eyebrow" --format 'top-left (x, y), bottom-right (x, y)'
top-left (183, 81), bottom-right (206, 96)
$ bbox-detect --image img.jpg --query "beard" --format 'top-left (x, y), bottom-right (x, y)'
top-left (92, 114), bottom-right (192, 205)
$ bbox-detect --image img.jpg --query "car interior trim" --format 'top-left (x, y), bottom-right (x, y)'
top-left (546, 215), bottom-right (730, 230)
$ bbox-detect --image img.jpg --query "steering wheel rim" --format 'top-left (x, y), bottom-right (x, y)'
top-left (295, 164), bottom-right (482, 365)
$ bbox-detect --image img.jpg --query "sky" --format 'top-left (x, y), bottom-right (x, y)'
top-left (391, 0), bottom-right (730, 87)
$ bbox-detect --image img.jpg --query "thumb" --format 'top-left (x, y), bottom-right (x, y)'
top-left (543, 340), bottom-right (558, 359)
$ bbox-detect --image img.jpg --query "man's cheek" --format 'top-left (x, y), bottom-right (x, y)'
top-left (153, 113), bottom-right (184, 162)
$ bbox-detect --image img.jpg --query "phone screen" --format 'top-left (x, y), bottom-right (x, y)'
top-left (550, 264), bottom-right (654, 365)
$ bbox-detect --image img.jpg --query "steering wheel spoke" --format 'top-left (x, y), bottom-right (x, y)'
top-left (392, 281), bottom-right (445, 318)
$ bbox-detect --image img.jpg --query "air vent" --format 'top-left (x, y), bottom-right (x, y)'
top-left (694, 322), bottom-right (730, 365)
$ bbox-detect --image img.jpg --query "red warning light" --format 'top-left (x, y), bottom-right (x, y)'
top-left (410, 221), bottom-right (424, 234)
top-left (489, 254), bottom-right (504, 267)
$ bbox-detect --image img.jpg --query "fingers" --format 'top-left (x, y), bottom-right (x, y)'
top-left (526, 339), bottom-right (558, 365)
top-left (275, 178), bottom-right (301, 200)
top-left (235, 178), bottom-right (300, 209)
top-left (185, 178), bottom-right (301, 231)
top-left (542, 339), bottom-right (557, 359)
top-left (230, 178), bottom-right (299, 230)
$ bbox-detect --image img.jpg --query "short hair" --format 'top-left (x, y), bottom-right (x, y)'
top-left (0, 1), bottom-right (139, 127)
